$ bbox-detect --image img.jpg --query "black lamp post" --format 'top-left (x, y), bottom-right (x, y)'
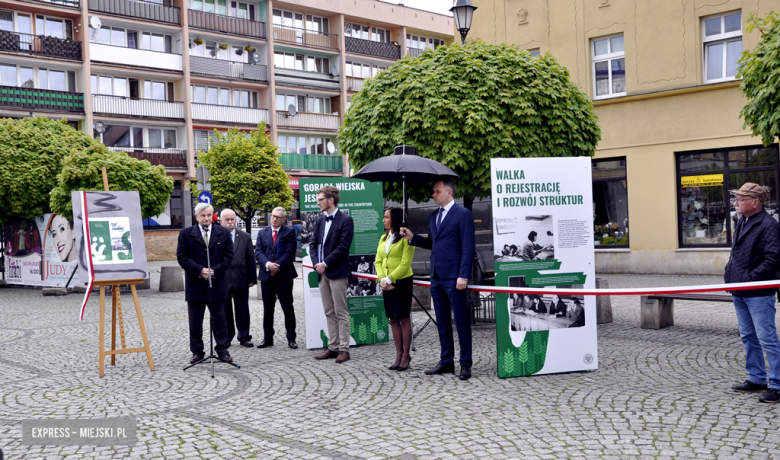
top-left (450, 0), bottom-right (477, 45)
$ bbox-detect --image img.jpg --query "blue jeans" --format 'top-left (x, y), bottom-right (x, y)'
top-left (733, 295), bottom-right (780, 389)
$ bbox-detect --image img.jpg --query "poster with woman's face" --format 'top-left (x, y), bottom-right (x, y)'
top-left (42, 213), bottom-right (78, 287)
top-left (48, 214), bottom-right (77, 262)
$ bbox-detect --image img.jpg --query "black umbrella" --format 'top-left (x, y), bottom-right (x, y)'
top-left (352, 145), bottom-right (459, 227)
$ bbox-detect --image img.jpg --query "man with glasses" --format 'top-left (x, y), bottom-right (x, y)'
top-left (255, 207), bottom-right (298, 349)
top-left (726, 183), bottom-right (780, 403)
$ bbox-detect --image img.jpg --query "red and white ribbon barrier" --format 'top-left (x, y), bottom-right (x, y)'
top-left (303, 264), bottom-right (780, 296)
top-left (79, 191), bottom-right (95, 321)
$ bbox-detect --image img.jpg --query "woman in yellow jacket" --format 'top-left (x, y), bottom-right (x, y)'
top-left (375, 207), bottom-right (415, 371)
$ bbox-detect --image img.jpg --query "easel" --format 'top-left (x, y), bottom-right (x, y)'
top-left (96, 167), bottom-right (155, 377)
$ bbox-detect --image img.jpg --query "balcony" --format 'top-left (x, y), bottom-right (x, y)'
top-left (346, 76), bottom-right (365, 92)
top-left (408, 47), bottom-right (426, 58)
top-left (188, 10), bottom-right (266, 39)
top-left (90, 44), bottom-right (182, 72)
top-left (0, 31), bottom-right (82, 60)
top-left (109, 146), bottom-right (187, 168)
top-left (27, 0), bottom-right (80, 8)
top-left (274, 67), bottom-right (339, 91)
top-left (273, 25), bottom-right (338, 50)
top-left (88, 0), bottom-right (181, 25)
top-left (189, 56), bottom-right (267, 82)
top-left (276, 111), bottom-right (340, 131)
top-left (92, 95), bottom-right (185, 120)
top-left (345, 37), bottom-right (400, 60)
top-left (279, 153), bottom-right (342, 172)
top-left (191, 103), bottom-right (269, 125)
top-left (0, 85), bottom-right (84, 113)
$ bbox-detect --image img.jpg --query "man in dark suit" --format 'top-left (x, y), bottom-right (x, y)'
top-left (567, 299), bottom-right (585, 327)
top-left (550, 295), bottom-right (567, 317)
top-left (310, 185), bottom-right (355, 363)
top-left (177, 203), bottom-right (235, 364)
top-left (401, 179), bottom-right (476, 380)
top-left (220, 209), bottom-right (257, 348)
top-left (255, 206), bottom-right (298, 349)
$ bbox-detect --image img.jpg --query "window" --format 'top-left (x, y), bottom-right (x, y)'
top-left (344, 22), bottom-right (370, 40)
top-left (91, 26), bottom-right (172, 53)
top-left (276, 93), bottom-right (306, 112)
top-left (278, 134), bottom-right (336, 155)
top-left (371, 27), bottom-right (390, 43)
top-left (194, 129), bottom-right (221, 151)
top-left (703, 11), bottom-right (742, 83)
top-left (306, 14), bottom-right (329, 34)
top-left (676, 145), bottom-right (780, 247)
top-left (345, 61), bottom-right (384, 78)
top-left (144, 181), bottom-right (184, 229)
top-left (148, 128), bottom-right (177, 148)
top-left (592, 34), bottom-right (625, 99)
top-left (406, 34), bottom-right (427, 50)
top-left (592, 158), bottom-right (629, 247)
top-left (144, 80), bottom-right (166, 100)
top-left (275, 52), bottom-right (329, 73)
top-left (233, 89), bottom-right (258, 108)
top-left (528, 48), bottom-right (541, 57)
top-left (191, 85), bottom-right (231, 105)
top-left (91, 75), bottom-right (128, 96)
top-left (307, 96), bottom-right (331, 114)
top-left (36, 15), bottom-right (72, 39)
top-left (191, 0), bottom-right (249, 18)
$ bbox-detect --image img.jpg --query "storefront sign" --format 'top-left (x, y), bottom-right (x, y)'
top-left (4, 214), bottom-right (78, 287)
top-left (491, 157), bottom-right (597, 378)
top-left (288, 177), bottom-right (300, 189)
top-left (299, 178), bottom-right (388, 349)
top-left (681, 174), bottom-right (723, 188)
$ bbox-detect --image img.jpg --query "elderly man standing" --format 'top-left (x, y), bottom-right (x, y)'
top-left (177, 203), bottom-right (234, 364)
top-left (726, 183), bottom-right (780, 403)
top-left (255, 207), bottom-right (298, 349)
top-left (220, 209), bottom-right (258, 348)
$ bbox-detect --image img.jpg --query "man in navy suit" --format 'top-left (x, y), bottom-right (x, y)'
top-left (255, 207), bottom-right (299, 349)
top-left (310, 185), bottom-right (355, 363)
top-left (402, 179), bottom-right (476, 380)
top-left (177, 202), bottom-right (235, 364)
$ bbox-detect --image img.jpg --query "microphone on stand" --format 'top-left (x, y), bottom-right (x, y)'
top-left (202, 225), bottom-right (212, 284)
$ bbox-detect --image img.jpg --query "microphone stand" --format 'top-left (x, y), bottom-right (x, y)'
top-left (184, 224), bottom-right (240, 377)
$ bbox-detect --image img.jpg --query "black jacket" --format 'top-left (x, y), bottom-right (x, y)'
top-left (725, 208), bottom-right (780, 297)
top-left (310, 209), bottom-right (354, 280)
top-left (256, 225), bottom-right (298, 281)
top-left (177, 224), bottom-right (234, 302)
top-left (226, 229), bottom-right (258, 290)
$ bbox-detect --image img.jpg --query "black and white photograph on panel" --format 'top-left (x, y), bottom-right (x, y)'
top-left (347, 254), bottom-right (377, 297)
top-left (494, 215), bottom-right (555, 261)
top-left (299, 211), bottom-right (322, 247)
top-left (507, 276), bottom-right (585, 331)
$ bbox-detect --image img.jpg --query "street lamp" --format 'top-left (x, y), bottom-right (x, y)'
top-left (450, 0), bottom-right (477, 45)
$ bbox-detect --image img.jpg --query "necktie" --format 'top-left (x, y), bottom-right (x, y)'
top-left (231, 231), bottom-right (235, 243)
top-left (203, 229), bottom-right (209, 246)
top-left (326, 215), bottom-right (334, 222)
top-left (272, 229), bottom-right (278, 244)
top-left (437, 207), bottom-right (445, 229)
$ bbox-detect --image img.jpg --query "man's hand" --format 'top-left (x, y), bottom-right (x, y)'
top-left (249, 283), bottom-right (256, 288)
top-left (456, 277), bottom-right (468, 290)
top-left (268, 262), bottom-right (280, 276)
top-left (400, 227), bottom-right (413, 241)
top-left (314, 262), bottom-right (326, 274)
top-left (201, 268), bottom-right (214, 279)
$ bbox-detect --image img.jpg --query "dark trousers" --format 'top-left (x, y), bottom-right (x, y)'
top-left (188, 300), bottom-right (231, 355)
top-left (430, 277), bottom-right (472, 366)
top-left (225, 287), bottom-right (252, 343)
top-left (260, 278), bottom-right (296, 340)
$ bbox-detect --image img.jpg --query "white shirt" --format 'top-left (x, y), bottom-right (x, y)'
top-left (229, 228), bottom-right (236, 243)
top-left (437, 199), bottom-right (455, 227)
top-left (382, 233), bottom-right (395, 285)
top-left (319, 208), bottom-right (339, 266)
top-left (200, 224), bottom-right (212, 243)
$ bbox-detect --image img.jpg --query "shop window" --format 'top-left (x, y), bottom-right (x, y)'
top-left (592, 158), bottom-right (629, 247)
top-left (677, 145), bottom-right (779, 247)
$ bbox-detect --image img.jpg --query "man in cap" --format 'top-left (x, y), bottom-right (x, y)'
top-left (726, 183), bottom-right (780, 403)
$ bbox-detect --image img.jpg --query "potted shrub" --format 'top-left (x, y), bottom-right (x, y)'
top-left (244, 45), bottom-right (254, 53)
top-left (193, 38), bottom-right (204, 46)
top-left (219, 43), bottom-right (228, 50)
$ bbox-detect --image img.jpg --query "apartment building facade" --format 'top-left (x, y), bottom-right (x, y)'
top-left (0, 0), bottom-right (452, 244)
top-left (469, 0), bottom-right (779, 274)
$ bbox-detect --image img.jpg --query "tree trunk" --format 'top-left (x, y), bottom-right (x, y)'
top-left (240, 208), bottom-right (254, 235)
top-left (463, 195), bottom-right (474, 211)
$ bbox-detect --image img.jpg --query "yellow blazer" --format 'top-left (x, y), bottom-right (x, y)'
top-left (375, 233), bottom-right (415, 283)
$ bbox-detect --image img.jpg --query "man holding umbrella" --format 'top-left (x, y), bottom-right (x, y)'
top-left (401, 179), bottom-right (476, 380)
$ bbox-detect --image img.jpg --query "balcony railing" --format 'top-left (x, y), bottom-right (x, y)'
top-left (346, 76), bottom-right (365, 92)
top-left (188, 10), bottom-right (265, 38)
top-left (273, 25), bottom-right (338, 50)
top-left (0, 85), bottom-right (84, 113)
top-left (408, 47), bottom-right (426, 58)
top-left (189, 56), bottom-right (267, 81)
top-left (0, 31), bottom-right (82, 60)
top-left (92, 95), bottom-right (185, 119)
top-left (279, 153), bottom-right (342, 171)
top-left (109, 146), bottom-right (187, 167)
top-left (90, 43), bottom-right (183, 71)
top-left (28, 0), bottom-right (80, 8)
top-left (345, 36), bottom-right (400, 60)
top-left (276, 111), bottom-right (341, 131)
top-left (88, 0), bottom-right (180, 24)
top-left (191, 103), bottom-right (269, 125)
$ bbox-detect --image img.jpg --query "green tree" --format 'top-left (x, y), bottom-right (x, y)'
top-left (739, 13), bottom-right (780, 146)
top-left (192, 124), bottom-right (294, 231)
top-left (50, 148), bottom-right (174, 219)
top-left (339, 40), bottom-right (601, 208)
top-left (0, 117), bottom-right (95, 224)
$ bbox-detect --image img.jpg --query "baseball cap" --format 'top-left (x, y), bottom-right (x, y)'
top-left (730, 182), bottom-right (769, 202)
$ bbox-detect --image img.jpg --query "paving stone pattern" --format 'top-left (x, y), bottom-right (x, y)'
top-left (1, 264), bottom-right (779, 459)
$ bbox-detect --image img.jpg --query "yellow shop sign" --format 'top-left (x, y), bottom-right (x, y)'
top-left (681, 174), bottom-right (723, 188)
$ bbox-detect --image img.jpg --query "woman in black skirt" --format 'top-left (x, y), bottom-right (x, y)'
top-left (375, 207), bottom-right (416, 371)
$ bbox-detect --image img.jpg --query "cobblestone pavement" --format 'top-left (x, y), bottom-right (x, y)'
top-left (1, 263), bottom-right (779, 459)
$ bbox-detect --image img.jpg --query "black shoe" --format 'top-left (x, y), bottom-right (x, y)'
top-left (190, 354), bottom-right (204, 364)
top-left (459, 366), bottom-right (472, 380)
top-left (288, 339), bottom-right (298, 349)
top-left (424, 362), bottom-right (455, 375)
top-left (240, 341), bottom-right (254, 348)
top-left (732, 380), bottom-right (768, 392)
top-left (256, 338), bottom-right (273, 349)
top-left (218, 353), bottom-right (233, 363)
top-left (759, 388), bottom-right (780, 403)
top-left (396, 356), bottom-right (412, 372)
top-left (388, 364), bottom-right (399, 370)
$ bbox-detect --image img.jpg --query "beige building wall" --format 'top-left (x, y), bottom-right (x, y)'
top-left (469, 0), bottom-right (778, 274)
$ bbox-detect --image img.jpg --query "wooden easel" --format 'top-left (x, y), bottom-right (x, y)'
top-left (96, 167), bottom-right (155, 377)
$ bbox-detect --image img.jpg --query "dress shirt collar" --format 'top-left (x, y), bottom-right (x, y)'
top-left (441, 200), bottom-right (455, 213)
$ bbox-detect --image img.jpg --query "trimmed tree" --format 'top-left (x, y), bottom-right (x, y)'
top-left (50, 147), bottom-right (174, 219)
top-left (192, 124), bottom-right (294, 231)
top-left (738, 13), bottom-right (780, 146)
top-left (339, 39), bottom-right (601, 208)
top-left (0, 117), bottom-right (95, 224)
